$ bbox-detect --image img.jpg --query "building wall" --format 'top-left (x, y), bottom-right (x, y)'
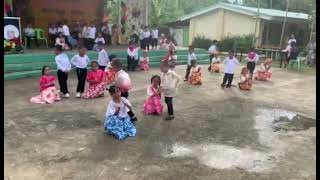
top-left (189, 8), bottom-right (261, 45)
top-left (189, 9), bottom-right (223, 44)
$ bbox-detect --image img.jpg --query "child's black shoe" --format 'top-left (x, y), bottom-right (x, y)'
top-left (165, 115), bottom-right (174, 120)
top-left (131, 117), bottom-right (138, 123)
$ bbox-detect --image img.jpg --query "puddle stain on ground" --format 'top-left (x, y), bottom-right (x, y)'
top-left (165, 108), bottom-right (315, 173)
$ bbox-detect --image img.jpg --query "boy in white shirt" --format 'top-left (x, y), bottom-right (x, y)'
top-left (160, 61), bottom-right (181, 120)
top-left (87, 23), bottom-right (96, 50)
top-left (221, 50), bottom-right (240, 88)
top-left (93, 33), bottom-right (105, 51)
top-left (111, 59), bottom-right (138, 122)
top-left (151, 27), bottom-right (159, 50)
top-left (184, 46), bottom-right (197, 81)
top-left (55, 45), bottom-right (71, 98)
top-left (208, 40), bottom-right (218, 71)
top-left (97, 42), bottom-right (109, 70)
top-left (70, 47), bottom-right (90, 97)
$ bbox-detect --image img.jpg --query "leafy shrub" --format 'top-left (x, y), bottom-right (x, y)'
top-left (218, 34), bottom-right (254, 51)
top-left (192, 35), bottom-right (212, 49)
top-left (192, 34), bottom-right (254, 52)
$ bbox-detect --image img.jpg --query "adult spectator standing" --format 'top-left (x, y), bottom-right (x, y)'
top-left (101, 21), bottom-right (111, 45)
top-left (129, 25), bottom-right (139, 44)
top-left (282, 41), bottom-right (299, 68)
top-left (24, 23), bottom-right (39, 48)
top-left (87, 22), bottom-right (97, 50)
top-left (287, 34), bottom-right (296, 45)
top-left (81, 22), bottom-right (88, 48)
top-left (142, 26), bottom-right (151, 50)
top-left (307, 38), bottom-right (316, 66)
top-left (139, 24), bottom-right (144, 49)
top-left (208, 40), bottom-right (218, 71)
top-left (48, 23), bottom-right (57, 47)
top-left (151, 26), bottom-right (159, 50)
top-left (62, 21), bottom-right (72, 50)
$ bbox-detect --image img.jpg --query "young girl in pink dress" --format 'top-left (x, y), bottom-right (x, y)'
top-left (30, 66), bottom-right (61, 104)
top-left (139, 50), bottom-right (150, 71)
top-left (82, 61), bottom-right (106, 99)
top-left (143, 75), bottom-right (163, 115)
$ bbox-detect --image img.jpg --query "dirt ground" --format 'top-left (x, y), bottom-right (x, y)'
top-left (4, 65), bottom-right (316, 180)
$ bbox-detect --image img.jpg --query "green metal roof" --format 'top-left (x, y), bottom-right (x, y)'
top-left (178, 2), bottom-right (308, 21)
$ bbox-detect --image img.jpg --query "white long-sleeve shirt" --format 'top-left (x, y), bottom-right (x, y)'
top-left (152, 29), bottom-right (159, 39)
top-left (62, 25), bottom-right (70, 36)
top-left (161, 69), bottom-right (181, 97)
top-left (49, 28), bottom-right (57, 35)
top-left (208, 45), bottom-right (217, 54)
top-left (55, 53), bottom-right (71, 72)
top-left (70, 54), bottom-right (90, 69)
top-left (24, 27), bottom-right (35, 37)
top-left (95, 37), bottom-right (105, 44)
top-left (127, 48), bottom-right (139, 59)
top-left (98, 49), bottom-right (109, 66)
top-left (187, 52), bottom-right (197, 65)
top-left (142, 31), bottom-right (151, 39)
top-left (87, 26), bottom-right (96, 39)
top-left (223, 57), bottom-right (240, 74)
top-left (106, 97), bottom-right (131, 118)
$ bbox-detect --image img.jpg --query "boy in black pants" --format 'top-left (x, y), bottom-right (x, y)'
top-left (111, 59), bottom-right (138, 123)
top-left (55, 45), bottom-right (71, 98)
top-left (221, 50), bottom-right (240, 88)
top-left (160, 61), bottom-right (181, 120)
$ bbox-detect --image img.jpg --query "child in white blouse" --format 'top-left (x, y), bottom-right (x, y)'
top-left (104, 85), bottom-right (136, 140)
top-left (70, 47), bottom-right (90, 97)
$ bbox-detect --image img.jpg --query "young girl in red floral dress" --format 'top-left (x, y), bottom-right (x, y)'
top-left (30, 66), bottom-right (61, 104)
top-left (139, 49), bottom-right (150, 71)
top-left (82, 61), bottom-right (106, 99)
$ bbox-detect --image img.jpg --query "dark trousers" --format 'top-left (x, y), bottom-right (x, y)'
top-left (165, 97), bottom-right (174, 116)
top-left (48, 34), bottom-right (56, 47)
top-left (57, 70), bottom-right (69, 94)
top-left (85, 38), bottom-right (94, 50)
top-left (26, 36), bottom-right (39, 48)
top-left (99, 65), bottom-right (106, 71)
top-left (142, 38), bottom-right (149, 50)
top-left (185, 65), bottom-right (192, 80)
top-left (151, 38), bottom-right (158, 48)
top-left (221, 73), bottom-right (234, 87)
top-left (208, 54), bottom-right (214, 71)
top-left (140, 39), bottom-right (143, 49)
top-left (127, 56), bottom-right (138, 71)
top-left (247, 61), bottom-right (256, 77)
top-left (103, 34), bottom-right (112, 45)
top-left (120, 91), bottom-right (136, 120)
top-left (130, 34), bottom-right (139, 44)
top-left (76, 68), bottom-right (87, 93)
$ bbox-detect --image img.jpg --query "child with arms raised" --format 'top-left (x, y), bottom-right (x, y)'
top-left (221, 50), bottom-right (240, 88)
top-left (143, 75), bottom-right (163, 115)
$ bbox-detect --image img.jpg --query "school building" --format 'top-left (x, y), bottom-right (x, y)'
top-left (169, 2), bottom-right (309, 48)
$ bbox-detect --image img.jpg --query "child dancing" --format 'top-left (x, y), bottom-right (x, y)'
top-left (82, 61), bottom-right (106, 99)
top-left (143, 75), bottom-right (163, 115)
top-left (210, 53), bottom-right (221, 73)
top-left (221, 50), bottom-right (240, 88)
top-left (160, 61), bottom-right (181, 120)
top-left (111, 59), bottom-right (138, 122)
top-left (30, 66), bottom-right (61, 104)
top-left (255, 58), bottom-right (272, 81)
top-left (104, 85), bottom-right (137, 140)
top-left (139, 49), bottom-right (150, 71)
top-left (238, 67), bottom-right (253, 91)
top-left (70, 47), bottom-right (90, 97)
top-left (189, 60), bottom-right (202, 85)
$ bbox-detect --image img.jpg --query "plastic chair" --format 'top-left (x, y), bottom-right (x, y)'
top-left (287, 57), bottom-right (305, 71)
top-left (34, 28), bottom-right (48, 48)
